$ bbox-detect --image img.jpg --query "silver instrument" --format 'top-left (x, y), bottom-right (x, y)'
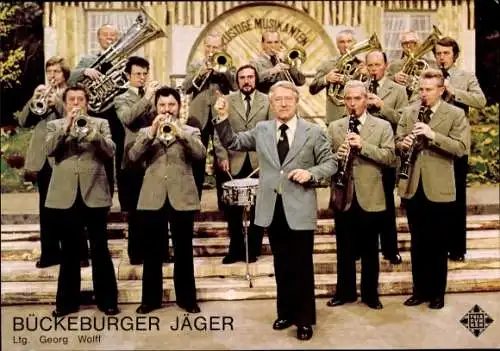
top-left (29, 79), bottom-right (57, 116)
top-left (71, 111), bottom-right (92, 139)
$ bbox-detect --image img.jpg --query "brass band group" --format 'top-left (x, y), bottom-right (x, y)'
top-left (18, 10), bottom-right (486, 342)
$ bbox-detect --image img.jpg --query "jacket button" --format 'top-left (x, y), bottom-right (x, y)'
top-left (164, 176), bottom-right (168, 179)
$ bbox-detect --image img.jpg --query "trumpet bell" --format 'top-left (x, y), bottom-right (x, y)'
top-left (211, 52), bottom-right (233, 73)
top-left (157, 120), bottom-right (177, 145)
top-left (284, 47), bottom-right (307, 68)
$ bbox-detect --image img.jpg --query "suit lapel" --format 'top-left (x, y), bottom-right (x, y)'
top-left (247, 93), bottom-right (265, 123)
top-left (429, 101), bottom-right (449, 129)
top-left (262, 121), bottom-right (280, 168)
top-left (282, 118), bottom-right (308, 167)
top-left (229, 94), bottom-right (246, 122)
top-left (377, 80), bottom-right (393, 100)
top-left (360, 114), bottom-right (377, 141)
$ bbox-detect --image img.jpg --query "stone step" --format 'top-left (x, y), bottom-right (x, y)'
top-left (2, 249), bottom-right (499, 283)
top-left (2, 214), bottom-right (499, 240)
top-left (2, 230), bottom-right (498, 261)
top-left (2, 269), bottom-right (499, 305)
top-left (2, 201), bottom-right (498, 225)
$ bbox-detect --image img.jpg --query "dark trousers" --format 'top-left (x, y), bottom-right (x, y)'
top-left (380, 167), bottom-right (399, 257)
top-left (140, 198), bottom-right (197, 307)
top-left (37, 160), bottom-right (60, 263)
top-left (224, 155), bottom-right (264, 258)
top-left (54, 192), bottom-right (118, 310)
top-left (121, 167), bottom-right (169, 262)
top-left (90, 108), bottom-right (125, 204)
top-left (449, 155), bottom-right (468, 256)
top-left (403, 182), bottom-right (452, 300)
top-left (334, 194), bottom-right (382, 301)
top-left (267, 196), bottom-right (316, 326)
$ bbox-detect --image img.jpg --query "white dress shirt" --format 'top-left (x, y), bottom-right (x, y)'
top-left (276, 115), bottom-right (298, 147)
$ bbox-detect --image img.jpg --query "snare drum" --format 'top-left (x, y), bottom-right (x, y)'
top-left (222, 178), bottom-right (259, 207)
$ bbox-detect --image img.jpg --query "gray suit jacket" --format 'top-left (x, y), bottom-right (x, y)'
top-left (367, 78), bottom-right (409, 129)
top-left (114, 88), bottom-right (155, 169)
top-left (213, 91), bottom-right (271, 176)
top-left (396, 101), bottom-right (468, 202)
top-left (309, 56), bottom-right (362, 125)
top-left (215, 117), bottom-right (337, 230)
top-left (251, 53), bottom-right (306, 94)
top-left (68, 53), bottom-right (99, 86)
top-left (386, 57), bottom-right (438, 103)
top-left (128, 125), bottom-right (206, 211)
top-left (17, 98), bottom-right (63, 172)
top-left (182, 59), bottom-right (237, 130)
top-left (45, 117), bottom-right (115, 209)
top-left (328, 114), bottom-right (396, 212)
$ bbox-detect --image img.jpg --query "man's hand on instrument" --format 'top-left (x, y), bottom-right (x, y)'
top-left (367, 93), bottom-right (384, 108)
top-left (214, 90), bottom-right (229, 121)
top-left (326, 70), bottom-right (344, 84)
top-left (288, 169), bottom-right (313, 184)
top-left (443, 79), bottom-right (455, 96)
top-left (219, 160), bottom-right (230, 173)
top-left (144, 81), bottom-right (160, 101)
top-left (394, 71), bottom-right (408, 85)
top-left (33, 85), bottom-right (46, 99)
top-left (399, 134), bottom-right (416, 151)
top-left (347, 133), bottom-right (362, 150)
top-left (357, 62), bottom-right (368, 76)
top-left (84, 68), bottom-right (102, 80)
top-left (337, 142), bottom-right (349, 159)
top-left (47, 92), bottom-right (58, 108)
top-left (148, 114), bottom-right (166, 139)
top-left (413, 122), bottom-right (435, 140)
top-left (64, 107), bottom-right (80, 134)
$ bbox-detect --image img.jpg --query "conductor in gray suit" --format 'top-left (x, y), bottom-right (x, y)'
top-left (213, 64), bottom-right (271, 264)
top-left (45, 85), bottom-right (119, 317)
top-left (214, 81), bottom-right (337, 341)
top-left (129, 87), bottom-right (206, 315)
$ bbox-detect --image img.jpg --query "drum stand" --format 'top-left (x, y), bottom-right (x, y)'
top-left (242, 204), bottom-right (253, 288)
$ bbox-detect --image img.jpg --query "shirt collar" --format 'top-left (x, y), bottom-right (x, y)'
top-left (129, 86), bottom-right (139, 95)
top-left (241, 91), bottom-right (256, 103)
top-left (276, 115), bottom-right (298, 130)
top-left (429, 100), bottom-right (441, 114)
top-left (376, 76), bottom-right (387, 87)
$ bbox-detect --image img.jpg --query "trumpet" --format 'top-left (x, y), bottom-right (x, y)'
top-left (157, 114), bottom-right (179, 145)
top-left (192, 51), bottom-right (233, 90)
top-left (29, 79), bottom-right (57, 116)
top-left (71, 111), bottom-right (92, 139)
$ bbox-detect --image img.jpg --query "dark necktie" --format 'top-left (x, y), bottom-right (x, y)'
top-left (371, 79), bottom-right (379, 95)
top-left (349, 117), bottom-right (361, 135)
top-left (244, 95), bottom-right (251, 118)
top-left (422, 107), bottom-right (432, 124)
top-left (138, 87), bottom-right (145, 98)
top-left (277, 124), bottom-right (289, 164)
top-left (270, 55), bottom-right (278, 66)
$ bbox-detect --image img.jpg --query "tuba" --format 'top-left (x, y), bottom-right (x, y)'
top-left (192, 51), bottom-right (233, 90)
top-left (327, 33), bottom-right (382, 105)
top-left (82, 7), bottom-right (167, 113)
top-left (400, 25), bottom-right (442, 96)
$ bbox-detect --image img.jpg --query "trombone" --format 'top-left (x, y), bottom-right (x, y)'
top-left (271, 44), bottom-right (307, 85)
top-left (192, 51), bottom-right (233, 90)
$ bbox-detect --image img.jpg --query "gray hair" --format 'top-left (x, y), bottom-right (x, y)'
top-left (269, 81), bottom-right (299, 99)
top-left (204, 32), bottom-right (222, 44)
top-left (337, 29), bottom-right (356, 40)
top-left (344, 80), bottom-right (368, 96)
top-left (399, 30), bottom-right (420, 42)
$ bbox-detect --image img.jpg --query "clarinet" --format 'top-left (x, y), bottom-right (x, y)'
top-left (334, 116), bottom-right (358, 189)
top-left (398, 104), bottom-right (427, 180)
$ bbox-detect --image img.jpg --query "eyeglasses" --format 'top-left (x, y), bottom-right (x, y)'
top-left (271, 96), bottom-right (296, 104)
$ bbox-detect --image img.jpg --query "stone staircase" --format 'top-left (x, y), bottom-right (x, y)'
top-left (1, 202), bottom-right (499, 305)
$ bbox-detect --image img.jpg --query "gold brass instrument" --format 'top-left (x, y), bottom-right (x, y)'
top-left (71, 110), bottom-right (92, 139)
top-left (400, 25), bottom-right (442, 96)
top-left (327, 33), bottom-right (382, 105)
top-left (270, 44), bottom-right (307, 85)
top-left (29, 79), bottom-right (57, 116)
top-left (157, 114), bottom-right (178, 145)
top-left (192, 51), bottom-right (233, 90)
top-left (398, 104), bottom-right (429, 179)
top-left (332, 116), bottom-right (359, 212)
top-left (81, 7), bottom-right (167, 113)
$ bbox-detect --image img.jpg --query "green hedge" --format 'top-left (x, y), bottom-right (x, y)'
top-left (1, 104), bottom-right (498, 192)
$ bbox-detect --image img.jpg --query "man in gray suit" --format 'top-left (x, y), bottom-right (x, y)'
top-left (114, 56), bottom-right (165, 265)
top-left (129, 87), bottom-right (206, 315)
top-left (183, 32), bottom-right (236, 202)
top-left (214, 81), bottom-right (337, 341)
top-left (310, 29), bottom-right (367, 125)
top-left (365, 50), bottom-right (409, 265)
top-left (327, 80), bottom-right (396, 310)
top-left (397, 69), bottom-right (468, 309)
top-left (45, 84), bottom-right (119, 317)
top-left (17, 56), bottom-right (73, 268)
top-left (433, 37), bottom-right (487, 262)
top-left (250, 30), bottom-right (306, 94)
top-left (68, 24), bottom-right (124, 205)
top-left (213, 64), bottom-right (271, 264)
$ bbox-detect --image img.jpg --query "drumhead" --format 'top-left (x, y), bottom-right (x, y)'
top-left (222, 178), bottom-right (259, 188)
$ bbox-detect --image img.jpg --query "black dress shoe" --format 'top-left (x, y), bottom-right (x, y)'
top-left (136, 304), bottom-right (161, 314)
top-left (362, 299), bottom-right (384, 310)
top-left (449, 254), bottom-right (465, 262)
top-left (52, 307), bottom-right (79, 317)
top-left (176, 302), bottom-right (201, 313)
top-left (162, 257), bottom-right (171, 264)
top-left (296, 325), bottom-right (313, 341)
top-left (326, 295), bottom-right (357, 307)
top-left (384, 254), bottom-right (403, 265)
top-left (272, 319), bottom-right (293, 330)
top-left (36, 260), bottom-right (60, 268)
top-left (80, 259), bottom-right (90, 268)
top-left (428, 297), bottom-right (445, 309)
top-left (222, 255), bottom-right (243, 264)
top-left (403, 295), bottom-right (428, 306)
top-left (248, 256), bottom-right (257, 263)
top-left (98, 306), bottom-right (120, 315)
top-left (130, 258), bottom-right (143, 265)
